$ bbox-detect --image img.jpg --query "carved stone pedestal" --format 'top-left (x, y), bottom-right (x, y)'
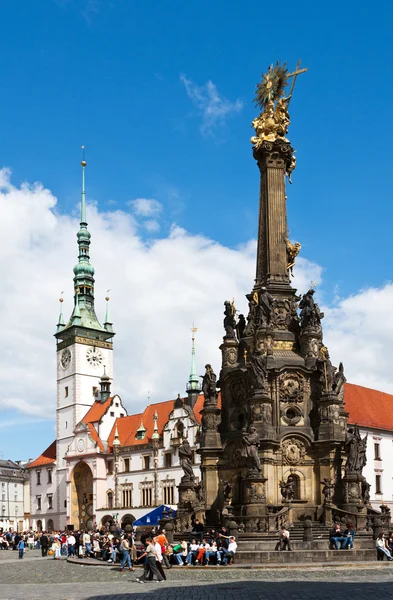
top-left (220, 337), bottom-right (239, 376)
top-left (318, 392), bottom-right (346, 442)
top-left (177, 479), bottom-right (205, 519)
top-left (341, 472), bottom-right (367, 529)
top-left (249, 392), bottom-right (274, 438)
top-left (241, 471), bottom-right (268, 531)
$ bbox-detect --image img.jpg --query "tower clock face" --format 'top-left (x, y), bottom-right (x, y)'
top-left (61, 348), bottom-right (71, 369)
top-left (86, 346), bottom-right (103, 368)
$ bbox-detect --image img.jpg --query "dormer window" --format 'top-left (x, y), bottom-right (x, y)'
top-left (176, 421), bottom-right (184, 439)
top-left (136, 422), bottom-right (146, 440)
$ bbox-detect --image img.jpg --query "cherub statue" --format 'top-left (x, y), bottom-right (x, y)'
top-left (275, 96), bottom-right (291, 139)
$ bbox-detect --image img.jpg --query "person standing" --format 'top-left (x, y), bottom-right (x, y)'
top-left (135, 538), bottom-right (164, 583)
top-left (17, 538), bottom-right (25, 559)
top-left (40, 532), bottom-right (49, 557)
top-left (151, 536), bottom-right (166, 580)
top-left (67, 533), bottom-right (76, 557)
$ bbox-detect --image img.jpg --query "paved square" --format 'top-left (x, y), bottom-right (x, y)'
top-left (1, 551), bottom-right (393, 599)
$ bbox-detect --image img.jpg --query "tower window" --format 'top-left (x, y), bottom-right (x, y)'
top-left (374, 443), bottom-right (381, 460)
top-left (64, 386), bottom-right (69, 398)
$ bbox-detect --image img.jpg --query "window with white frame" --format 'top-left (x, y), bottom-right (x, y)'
top-left (122, 485), bottom-right (133, 508)
top-left (162, 479), bottom-right (175, 505)
top-left (140, 481), bottom-right (153, 507)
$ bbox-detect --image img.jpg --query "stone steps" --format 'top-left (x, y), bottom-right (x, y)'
top-left (237, 539), bottom-right (374, 551)
top-left (235, 548), bottom-right (377, 564)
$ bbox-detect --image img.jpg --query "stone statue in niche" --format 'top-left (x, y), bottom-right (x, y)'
top-left (279, 476), bottom-right (295, 501)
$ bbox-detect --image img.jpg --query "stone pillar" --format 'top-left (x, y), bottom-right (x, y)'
top-left (241, 473), bottom-right (268, 531)
top-left (220, 337), bottom-right (239, 377)
top-left (249, 391), bottom-right (274, 439)
top-left (318, 392), bottom-right (347, 443)
top-left (253, 139), bottom-right (294, 291)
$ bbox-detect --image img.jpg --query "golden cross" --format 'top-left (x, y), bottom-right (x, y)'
top-left (287, 60), bottom-right (308, 99)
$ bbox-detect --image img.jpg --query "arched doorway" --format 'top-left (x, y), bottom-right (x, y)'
top-left (47, 519), bottom-right (54, 532)
top-left (121, 514), bottom-right (136, 532)
top-left (36, 519), bottom-right (42, 532)
top-left (71, 462), bottom-right (93, 530)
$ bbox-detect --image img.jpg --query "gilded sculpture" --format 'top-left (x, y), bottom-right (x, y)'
top-left (251, 61), bottom-right (307, 153)
top-left (286, 238), bottom-right (301, 277)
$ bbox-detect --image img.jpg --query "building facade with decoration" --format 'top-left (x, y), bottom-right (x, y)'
top-left (26, 161), bottom-right (393, 532)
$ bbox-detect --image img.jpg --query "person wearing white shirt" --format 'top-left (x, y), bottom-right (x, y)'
top-left (67, 534), bottom-right (76, 557)
top-left (185, 540), bottom-right (199, 565)
top-left (151, 538), bottom-right (166, 581)
top-left (219, 535), bottom-right (237, 565)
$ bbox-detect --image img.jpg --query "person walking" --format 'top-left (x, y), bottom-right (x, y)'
top-left (119, 534), bottom-right (134, 572)
top-left (135, 538), bottom-right (164, 584)
top-left (17, 538), bottom-right (25, 559)
top-left (40, 532), bottom-right (49, 557)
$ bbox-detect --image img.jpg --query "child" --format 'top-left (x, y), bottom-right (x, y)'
top-left (18, 538), bottom-right (25, 559)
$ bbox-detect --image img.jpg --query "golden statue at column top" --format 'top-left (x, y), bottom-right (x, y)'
top-left (251, 61), bottom-right (307, 149)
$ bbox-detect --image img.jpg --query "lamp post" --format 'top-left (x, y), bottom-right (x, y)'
top-left (15, 505), bottom-right (18, 532)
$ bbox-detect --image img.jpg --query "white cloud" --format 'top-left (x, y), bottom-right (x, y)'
top-left (2, 167), bottom-right (392, 427)
top-left (180, 75), bottom-right (244, 135)
top-left (143, 219), bottom-right (160, 233)
top-left (323, 285), bottom-right (393, 394)
top-left (129, 198), bottom-right (163, 218)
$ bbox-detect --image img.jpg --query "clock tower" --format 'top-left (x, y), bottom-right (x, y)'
top-left (55, 156), bottom-right (115, 520)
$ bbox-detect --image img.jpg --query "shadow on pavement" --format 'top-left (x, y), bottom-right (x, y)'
top-left (84, 578), bottom-right (393, 600)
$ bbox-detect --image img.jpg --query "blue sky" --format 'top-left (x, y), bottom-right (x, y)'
top-left (1, 0), bottom-right (393, 459)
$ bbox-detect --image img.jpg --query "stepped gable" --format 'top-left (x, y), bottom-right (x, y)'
top-left (26, 441), bottom-right (56, 469)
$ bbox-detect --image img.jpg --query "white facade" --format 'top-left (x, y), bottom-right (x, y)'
top-left (359, 427), bottom-right (393, 511)
top-left (0, 460), bottom-right (28, 532)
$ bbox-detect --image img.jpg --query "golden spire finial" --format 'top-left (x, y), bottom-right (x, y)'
top-left (81, 145), bottom-right (87, 167)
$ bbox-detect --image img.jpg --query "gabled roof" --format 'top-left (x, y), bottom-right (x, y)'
top-left (26, 441), bottom-right (56, 469)
top-left (86, 423), bottom-right (105, 452)
top-left (345, 383), bottom-right (393, 432)
top-left (108, 413), bottom-right (142, 447)
top-left (82, 397), bottom-right (113, 424)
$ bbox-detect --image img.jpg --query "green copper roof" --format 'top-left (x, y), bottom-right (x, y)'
top-left (187, 329), bottom-right (201, 392)
top-left (57, 159), bottom-right (114, 339)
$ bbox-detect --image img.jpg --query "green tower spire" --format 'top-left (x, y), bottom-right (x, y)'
top-left (56, 296), bottom-right (65, 333)
top-left (56, 149), bottom-right (115, 342)
top-left (186, 324), bottom-right (201, 408)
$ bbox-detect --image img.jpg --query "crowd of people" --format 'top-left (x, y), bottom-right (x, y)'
top-left (0, 525), bottom-right (238, 571)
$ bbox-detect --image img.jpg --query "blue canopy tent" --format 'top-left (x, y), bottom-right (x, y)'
top-left (132, 505), bottom-right (177, 527)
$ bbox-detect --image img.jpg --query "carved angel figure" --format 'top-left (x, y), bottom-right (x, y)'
top-left (286, 238), bottom-right (301, 277)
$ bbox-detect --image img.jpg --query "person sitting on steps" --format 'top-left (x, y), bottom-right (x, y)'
top-left (279, 527), bottom-right (292, 551)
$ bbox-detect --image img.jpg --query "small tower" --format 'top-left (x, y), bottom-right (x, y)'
top-left (152, 411), bottom-right (159, 440)
top-left (186, 324), bottom-right (201, 409)
top-left (99, 366), bottom-right (111, 402)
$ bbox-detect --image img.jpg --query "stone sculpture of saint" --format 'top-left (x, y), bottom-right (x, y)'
top-left (223, 301), bottom-right (236, 338)
top-left (202, 364), bottom-right (217, 404)
top-left (178, 439), bottom-right (195, 481)
top-left (299, 288), bottom-right (324, 329)
top-left (321, 477), bottom-right (334, 504)
top-left (241, 426), bottom-right (261, 472)
top-left (344, 426), bottom-right (368, 474)
top-left (257, 288), bottom-right (274, 327)
top-left (236, 314), bottom-right (246, 341)
top-left (247, 351), bottom-right (267, 393)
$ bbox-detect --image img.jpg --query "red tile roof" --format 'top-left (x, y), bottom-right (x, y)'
top-left (345, 383), bottom-right (393, 432)
top-left (26, 441), bottom-right (56, 469)
top-left (86, 423), bottom-right (105, 452)
top-left (82, 397), bottom-right (113, 424)
top-left (108, 413), bottom-right (142, 447)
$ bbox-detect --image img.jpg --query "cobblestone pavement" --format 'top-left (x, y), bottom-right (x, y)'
top-left (1, 550), bottom-right (393, 599)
